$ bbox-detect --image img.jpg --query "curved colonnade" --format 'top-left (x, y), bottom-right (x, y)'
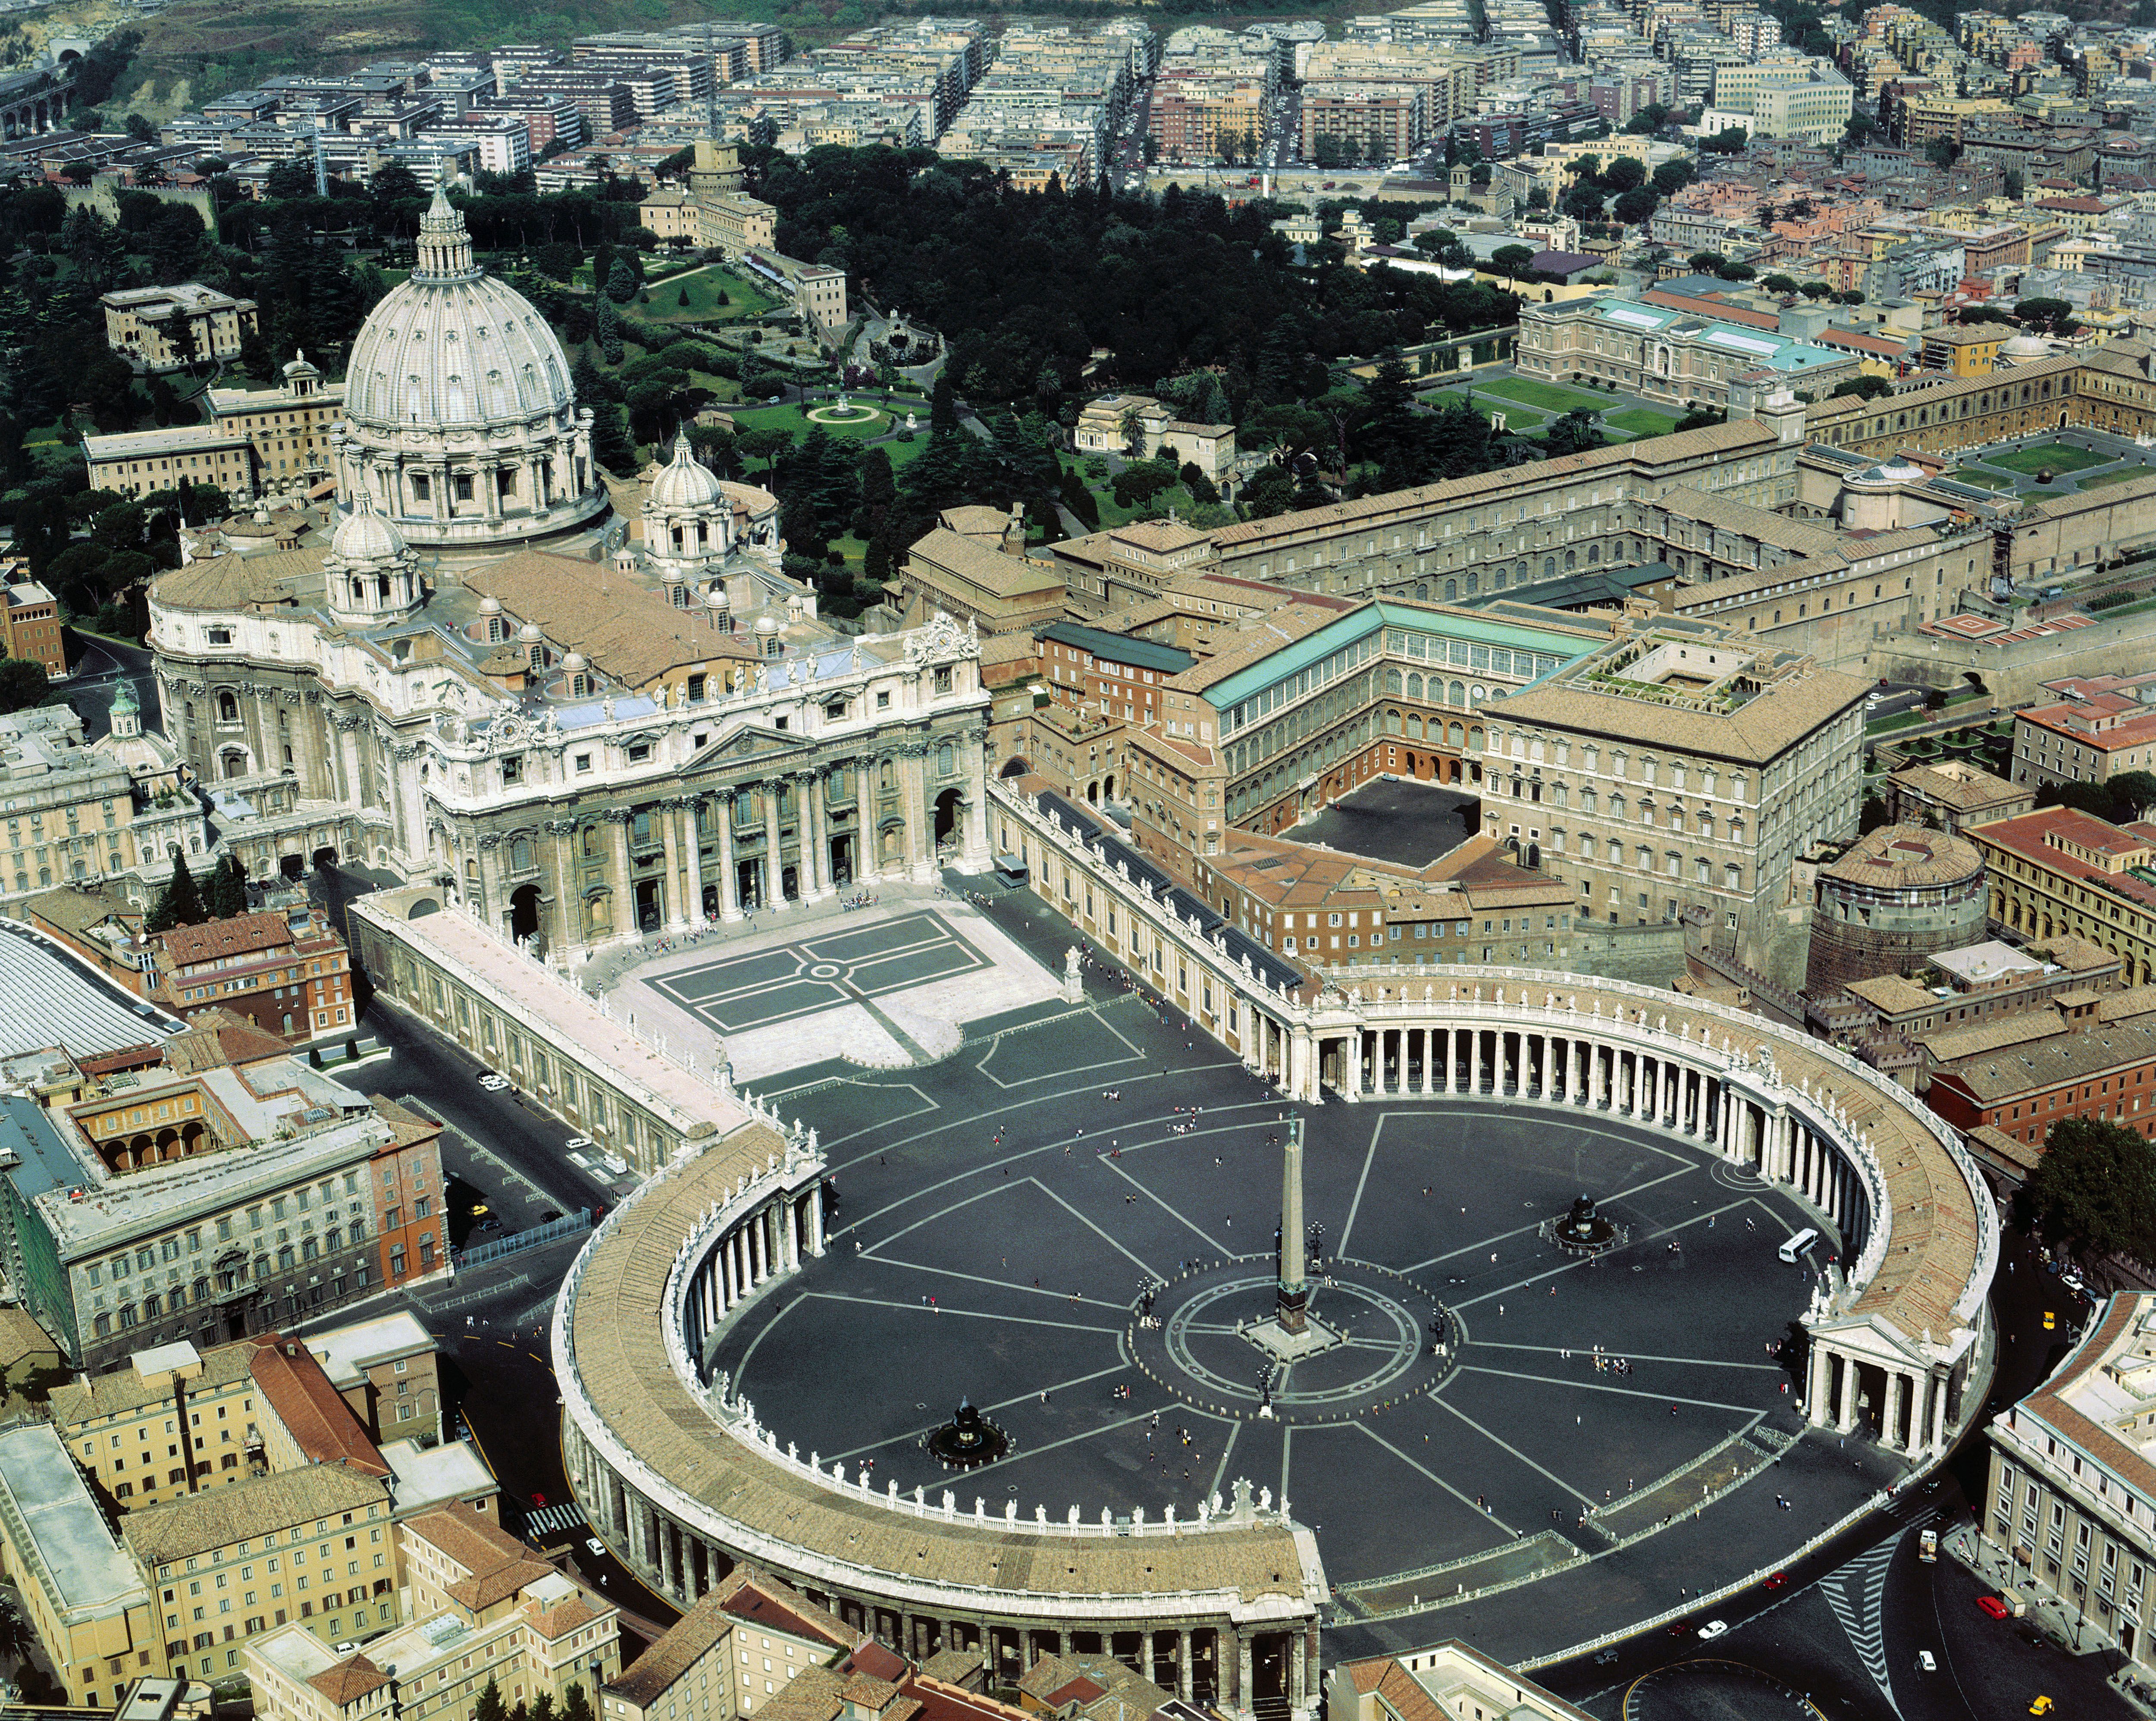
top-left (552, 782), bottom-right (2000, 1696)
top-left (555, 1105), bottom-right (1327, 1721)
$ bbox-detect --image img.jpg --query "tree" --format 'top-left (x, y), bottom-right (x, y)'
top-left (0, 659), bottom-right (47, 715)
top-left (1858, 793), bottom-right (1893, 836)
top-left (1613, 186), bottom-right (1659, 226)
top-left (562, 1685), bottom-right (594, 1721)
top-left (1699, 126), bottom-right (1750, 154)
top-left (2015, 297), bottom-right (2078, 336)
top-left (209, 856), bottom-right (248, 920)
top-left (1830, 375), bottom-right (1894, 400)
top-left (605, 258), bottom-right (639, 304)
top-left (2111, 771), bottom-right (2156, 821)
top-left (1542, 409), bottom-right (1604, 458)
top-left (1763, 274), bottom-right (1800, 295)
top-left (1602, 156), bottom-right (1646, 193)
top-left (370, 161), bottom-right (425, 215)
top-left (1688, 252), bottom-right (1726, 276)
top-left (146, 852), bottom-right (205, 934)
top-left (263, 160), bottom-right (315, 202)
top-left (2017, 1116), bottom-right (2156, 1268)
top-left (1716, 261), bottom-right (1756, 282)
top-left (1489, 244), bottom-right (1538, 279)
top-left (589, 399), bottom-right (637, 475)
top-left (1923, 137), bottom-right (1960, 169)
top-left (475, 1678), bottom-right (508, 1721)
top-left (1651, 160), bottom-right (1696, 198)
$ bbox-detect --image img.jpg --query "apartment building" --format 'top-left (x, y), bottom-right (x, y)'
top-left (1983, 1296), bottom-right (2156, 1670)
top-left (0, 706), bottom-right (143, 899)
top-left (2, 577), bottom-right (66, 675)
top-left (246, 1505), bottom-right (620, 1721)
top-left (0, 1422), bottom-right (164, 1708)
top-left (148, 906), bottom-right (355, 1045)
top-left (1481, 624), bottom-right (1868, 955)
top-left (124, 1461), bottom-right (399, 1676)
top-left (1328, 1645), bottom-right (1591, 1721)
top-left (1968, 806), bottom-right (2156, 988)
top-left (101, 286), bottom-right (258, 375)
top-left (1925, 1001), bottom-right (2156, 1144)
top-left (2011, 682), bottom-right (2156, 792)
top-left (1517, 295), bottom-right (1862, 411)
top-left (1036, 623), bottom-right (1194, 732)
top-left (304, 1311), bottom-right (441, 1446)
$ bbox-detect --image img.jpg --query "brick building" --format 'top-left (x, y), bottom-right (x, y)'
top-left (148, 906), bottom-right (354, 1046)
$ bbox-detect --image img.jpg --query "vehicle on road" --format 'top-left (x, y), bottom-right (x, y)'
top-left (600, 1151), bottom-right (630, 1176)
top-left (1920, 1528), bottom-right (1937, 1562)
top-left (565, 1136), bottom-right (594, 1152)
top-left (1779, 1227), bottom-right (1819, 1263)
top-left (1763, 1572), bottom-right (1789, 1590)
top-left (1696, 1621), bottom-right (1728, 1640)
top-left (477, 1072), bottom-right (511, 1092)
top-left (1977, 1595), bottom-right (2012, 1620)
top-left (2030, 1698), bottom-right (2053, 1715)
top-left (479, 1219), bottom-right (502, 1234)
top-left (468, 1202), bottom-right (489, 1217)
top-left (1667, 1621), bottom-right (1691, 1637)
top-left (1917, 1652), bottom-right (1936, 1672)
top-left (1592, 1650), bottom-right (1617, 1666)
top-left (587, 1538), bottom-right (607, 1556)
top-left (2043, 1310), bottom-right (2056, 1329)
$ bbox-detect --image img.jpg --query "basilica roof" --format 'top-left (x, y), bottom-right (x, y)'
top-left (343, 188), bottom-right (577, 434)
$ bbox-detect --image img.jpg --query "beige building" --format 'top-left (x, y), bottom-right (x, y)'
top-left (1983, 1295), bottom-right (2156, 1669)
top-left (85, 354), bottom-right (348, 505)
top-left (0, 1422), bottom-right (166, 1709)
top-left (103, 285), bottom-right (258, 375)
top-left (601, 1586), bottom-right (736, 1721)
top-left (604, 1565), bottom-right (855, 1721)
top-left (1884, 759), bottom-right (2035, 834)
top-left (303, 1311), bottom-right (441, 1446)
top-left (247, 1505), bottom-right (619, 1721)
top-left (51, 1338), bottom-right (271, 1510)
top-left (1328, 1644), bottom-right (1591, 1721)
top-left (702, 193), bottom-right (777, 258)
top-left (895, 507), bottom-right (1064, 634)
top-left (1482, 623), bottom-right (1868, 966)
top-left (1071, 395), bottom-right (1238, 481)
top-left (125, 1461), bottom-right (399, 1675)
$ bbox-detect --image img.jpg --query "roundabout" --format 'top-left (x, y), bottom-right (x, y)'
top-left (805, 399), bottom-right (887, 426)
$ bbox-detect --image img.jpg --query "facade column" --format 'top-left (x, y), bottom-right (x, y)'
top-left (660, 799), bottom-right (686, 928)
top-left (903, 749), bottom-right (934, 882)
top-left (800, 771), bottom-right (830, 900)
top-left (1178, 1630), bottom-right (1194, 1702)
top-left (809, 1186), bottom-right (825, 1257)
top-left (715, 793), bottom-right (741, 921)
top-left (1437, 1027), bottom-right (1452, 1094)
top-left (1929, 1372), bottom-right (1948, 1450)
top-left (1344, 1032), bottom-right (1363, 1101)
top-left (684, 799), bottom-right (707, 924)
top-left (1237, 1633), bottom-right (1253, 1713)
top-left (784, 1196), bottom-right (801, 1271)
top-left (1836, 1348), bottom-right (1860, 1432)
top-left (763, 781), bottom-right (788, 909)
top-left (608, 809), bottom-right (633, 940)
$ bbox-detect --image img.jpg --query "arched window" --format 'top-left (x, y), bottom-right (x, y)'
top-left (1444, 578), bottom-right (1457, 601)
top-left (1385, 668), bottom-right (1403, 694)
top-left (1465, 573), bottom-right (1479, 596)
top-left (216, 691), bottom-right (239, 724)
top-left (1564, 550), bottom-right (1576, 571)
top-left (1406, 673), bottom-right (1423, 699)
top-left (511, 837), bottom-right (533, 871)
top-left (1544, 557), bottom-right (1556, 577)
top-left (1449, 680), bottom-right (1465, 706)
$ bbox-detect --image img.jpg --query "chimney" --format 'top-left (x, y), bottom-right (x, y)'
top-left (1001, 503), bottom-right (1026, 558)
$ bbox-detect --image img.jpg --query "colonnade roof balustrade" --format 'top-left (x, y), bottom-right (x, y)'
top-left (556, 1116), bottom-right (1326, 1627)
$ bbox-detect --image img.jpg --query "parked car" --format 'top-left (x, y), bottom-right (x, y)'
top-left (1696, 1621), bottom-right (1728, 1641)
top-left (567, 1151), bottom-right (592, 1170)
top-left (587, 1537), bottom-right (607, 1557)
top-left (477, 1071), bottom-right (511, 1092)
top-left (600, 1152), bottom-right (630, 1177)
top-left (1977, 1595), bottom-right (2012, 1620)
top-left (1763, 1572), bottom-right (1790, 1591)
top-left (1917, 1652), bottom-right (1937, 1672)
top-left (565, 1136), bottom-right (595, 1152)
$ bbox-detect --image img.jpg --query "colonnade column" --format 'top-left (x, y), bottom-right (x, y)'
top-left (607, 809), bottom-right (633, 940)
top-left (660, 799), bottom-right (686, 928)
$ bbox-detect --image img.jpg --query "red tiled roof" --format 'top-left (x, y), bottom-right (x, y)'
top-left (249, 1340), bottom-right (389, 1477)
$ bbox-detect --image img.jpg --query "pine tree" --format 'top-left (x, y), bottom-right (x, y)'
top-left (595, 295), bottom-right (624, 366)
top-left (605, 258), bottom-right (638, 304)
top-left (209, 856), bottom-right (248, 920)
top-left (929, 374), bottom-right (959, 438)
top-left (589, 400), bottom-right (636, 475)
top-left (475, 1678), bottom-right (507, 1721)
top-left (562, 1685), bottom-right (594, 1721)
top-left (147, 852), bottom-right (205, 934)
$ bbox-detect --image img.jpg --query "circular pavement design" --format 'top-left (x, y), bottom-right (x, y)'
top-left (1622, 1659), bottom-right (1820, 1718)
top-left (708, 998), bottom-right (1831, 1623)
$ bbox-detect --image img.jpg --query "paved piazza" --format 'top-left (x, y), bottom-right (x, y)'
top-left (599, 900), bottom-right (1060, 1080)
top-left (693, 904), bottom-right (1904, 1659)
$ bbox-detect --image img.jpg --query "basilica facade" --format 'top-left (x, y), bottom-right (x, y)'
top-left (146, 192), bottom-right (991, 954)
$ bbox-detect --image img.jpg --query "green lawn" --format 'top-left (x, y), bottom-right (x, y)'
top-left (727, 399), bottom-right (924, 446)
top-left (1604, 408), bottom-right (1679, 437)
top-left (1429, 389), bottom-right (1546, 429)
top-left (642, 264), bottom-right (781, 322)
top-left (2078, 468), bottom-right (2153, 491)
top-left (1479, 376), bottom-right (1612, 414)
top-left (1981, 442), bottom-right (2114, 476)
top-left (1946, 467), bottom-right (2016, 490)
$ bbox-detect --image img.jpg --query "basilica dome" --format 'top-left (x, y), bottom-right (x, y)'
top-left (332, 186), bottom-right (606, 551)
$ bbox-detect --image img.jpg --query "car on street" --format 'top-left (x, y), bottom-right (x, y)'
top-left (2030, 1698), bottom-right (2053, 1715)
top-left (478, 1219), bottom-right (502, 1234)
top-left (1762, 1572), bottom-right (1789, 1590)
top-left (1592, 1650), bottom-right (1617, 1666)
top-left (587, 1538), bottom-right (607, 1557)
top-left (1695, 1621), bottom-right (1728, 1641)
top-left (1667, 1621), bottom-right (1692, 1637)
top-left (565, 1136), bottom-right (594, 1152)
top-left (1977, 1595), bottom-right (2012, 1620)
top-left (2043, 1311), bottom-right (2056, 1329)
top-left (1917, 1651), bottom-right (1936, 1671)
top-left (468, 1202), bottom-right (489, 1217)
top-left (477, 1071), bottom-right (510, 1092)
top-left (600, 1151), bottom-right (630, 1176)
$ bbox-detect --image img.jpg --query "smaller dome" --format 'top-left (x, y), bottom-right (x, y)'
top-left (563, 652), bottom-right (587, 673)
top-left (282, 348), bottom-right (319, 381)
top-left (753, 614), bottom-right (779, 635)
top-left (479, 596), bottom-right (504, 616)
top-left (332, 489), bottom-right (406, 564)
top-left (648, 431), bottom-right (724, 511)
top-left (705, 586), bottom-right (730, 609)
top-left (518, 621), bottom-right (543, 643)
top-left (2001, 332), bottom-right (2050, 359)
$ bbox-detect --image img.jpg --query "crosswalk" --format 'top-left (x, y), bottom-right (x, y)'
top-left (522, 1502), bottom-right (589, 1541)
top-left (1818, 1514), bottom-right (1942, 1721)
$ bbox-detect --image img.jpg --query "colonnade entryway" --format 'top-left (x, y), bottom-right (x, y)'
top-left (682, 1182), bottom-right (827, 1368)
top-left (1807, 1343), bottom-right (1953, 1457)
